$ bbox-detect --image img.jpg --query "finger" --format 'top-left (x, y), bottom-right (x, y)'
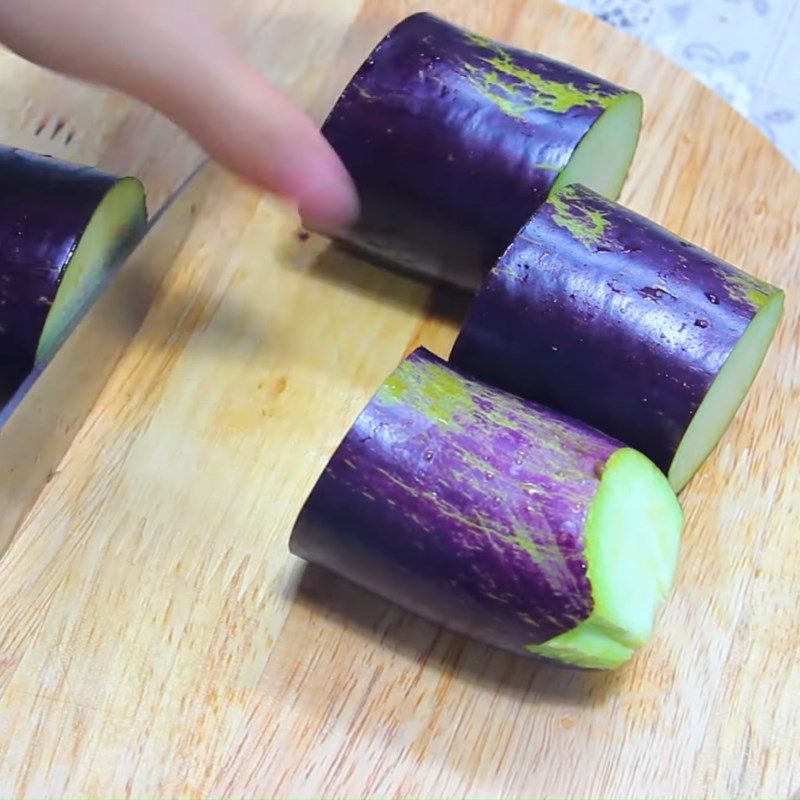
top-left (152, 47), bottom-right (361, 231)
top-left (0, 0), bottom-right (359, 229)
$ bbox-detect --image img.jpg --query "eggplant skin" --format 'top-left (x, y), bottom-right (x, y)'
top-left (318, 12), bottom-right (636, 289)
top-left (0, 148), bottom-right (122, 389)
top-left (290, 348), bottom-right (623, 656)
top-left (451, 183), bottom-right (782, 475)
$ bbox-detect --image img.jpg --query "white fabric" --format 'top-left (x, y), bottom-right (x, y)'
top-left (558, 0), bottom-right (800, 169)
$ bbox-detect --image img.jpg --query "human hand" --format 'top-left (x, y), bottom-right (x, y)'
top-left (0, 0), bottom-right (359, 229)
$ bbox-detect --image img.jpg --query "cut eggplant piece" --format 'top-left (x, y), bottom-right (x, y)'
top-left (314, 12), bottom-right (642, 290)
top-left (289, 348), bottom-right (683, 669)
top-left (450, 183), bottom-right (785, 492)
top-left (0, 147), bottom-right (147, 393)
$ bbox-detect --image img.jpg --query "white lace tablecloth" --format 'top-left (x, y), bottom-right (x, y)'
top-left (558, 0), bottom-right (800, 169)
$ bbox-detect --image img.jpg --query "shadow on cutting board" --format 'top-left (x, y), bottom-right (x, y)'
top-left (282, 230), bottom-right (474, 326)
top-left (290, 563), bottom-right (624, 706)
top-left (117, 228), bottom-right (471, 365)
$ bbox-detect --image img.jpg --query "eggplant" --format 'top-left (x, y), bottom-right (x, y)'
top-left (450, 183), bottom-right (785, 492)
top-left (0, 147), bottom-right (147, 393)
top-left (315, 12), bottom-right (643, 290)
top-left (290, 348), bottom-right (683, 669)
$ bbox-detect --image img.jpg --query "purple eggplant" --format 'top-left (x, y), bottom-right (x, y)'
top-left (0, 147), bottom-right (147, 394)
top-left (450, 183), bottom-right (785, 492)
top-left (315, 12), bottom-right (643, 290)
top-left (290, 348), bottom-right (682, 669)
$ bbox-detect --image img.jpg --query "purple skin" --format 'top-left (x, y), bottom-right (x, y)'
top-left (450, 183), bottom-right (781, 475)
top-left (289, 347), bottom-right (624, 655)
top-left (318, 12), bottom-right (635, 290)
top-left (0, 147), bottom-right (120, 391)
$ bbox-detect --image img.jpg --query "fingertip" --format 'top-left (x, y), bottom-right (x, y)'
top-left (296, 144), bottom-right (360, 232)
top-left (194, 63), bottom-right (360, 232)
top-left (148, 42), bottom-right (361, 232)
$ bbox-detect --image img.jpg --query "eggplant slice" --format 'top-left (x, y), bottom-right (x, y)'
top-left (290, 348), bottom-right (682, 669)
top-left (450, 183), bottom-right (785, 491)
top-left (0, 147), bottom-right (147, 393)
top-left (315, 12), bottom-right (642, 291)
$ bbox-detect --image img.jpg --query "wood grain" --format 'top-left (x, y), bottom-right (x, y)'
top-left (0, 0), bottom-right (798, 797)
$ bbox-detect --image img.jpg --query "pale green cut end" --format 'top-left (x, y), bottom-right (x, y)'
top-left (527, 447), bottom-right (683, 670)
top-left (35, 176), bottom-right (147, 363)
top-left (551, 91), bottom-right (643, 201)
top-left (668, 290), bottom-right (785, 492)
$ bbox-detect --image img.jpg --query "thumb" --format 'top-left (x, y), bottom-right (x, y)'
top-left (0, 0), bottom-right (358, 230)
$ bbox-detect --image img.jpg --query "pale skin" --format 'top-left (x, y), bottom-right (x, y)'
top-left (0, 0), bottom-right (359, 229)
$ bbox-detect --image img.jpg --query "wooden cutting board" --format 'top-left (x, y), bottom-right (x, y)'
top-left (0, 1), bottom-right (798, 797)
